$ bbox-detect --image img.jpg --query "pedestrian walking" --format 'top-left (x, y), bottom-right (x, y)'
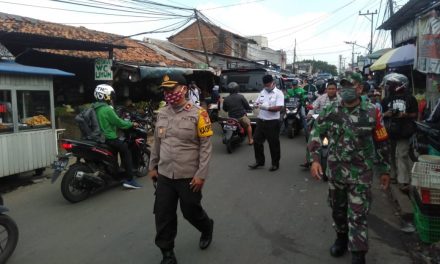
top-left (148, 73), bottom-right (214, 264)
top-left (308, 75), bottom-right (391, 264)
top-left (248, 75), bottom-right (284, 172)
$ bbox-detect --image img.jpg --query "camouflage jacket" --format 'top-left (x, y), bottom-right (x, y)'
top-left (308, 98), bottom-right (390, 184)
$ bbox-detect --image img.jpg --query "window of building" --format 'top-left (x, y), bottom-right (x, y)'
top-left (0, 90), bottom-right (13, 133)
top-left (17, 91), bottom-right (51, 130)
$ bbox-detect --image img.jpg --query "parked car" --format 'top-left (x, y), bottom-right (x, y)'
top-left (218, 68), bottom-right (285, 124)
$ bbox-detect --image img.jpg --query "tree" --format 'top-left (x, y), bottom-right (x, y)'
top-left (299, 59), bottom-right (338, 76)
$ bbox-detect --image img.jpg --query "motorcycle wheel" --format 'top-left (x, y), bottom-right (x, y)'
top-left (0, 214), bottom-right (19, 264)
top-left (138, 149), bottom-right (150, 177)
top-left (287, 123), bottom-right (294, 138)
top-left (226, 140), bottom-right (233, 154)
top-left (61, 163), bottom-right (91, 203)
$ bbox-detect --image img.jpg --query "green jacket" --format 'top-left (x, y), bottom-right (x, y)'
top-left (93, 102), bottom-right (132, 140)
top-left (285, 87), bottom-right (307, 103)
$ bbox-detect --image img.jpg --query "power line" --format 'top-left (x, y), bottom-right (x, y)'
top-left (0, 0), bottom-right (188, 18)
top-left (61, 17), bottom-right (183, 25)
top-left (200, 0), bottom-right (266, 11)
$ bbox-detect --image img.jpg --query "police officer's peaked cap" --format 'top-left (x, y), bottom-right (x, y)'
top-left (160, 72), bottom-right (187, 89)
top-left (340, 72), bottom-right (363, 87)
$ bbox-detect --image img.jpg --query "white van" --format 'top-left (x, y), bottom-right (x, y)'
top-left (218, 68), bottom-right (286, 124)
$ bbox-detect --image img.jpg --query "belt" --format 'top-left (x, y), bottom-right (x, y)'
top-left (258, 119), bottom-right (278, 122)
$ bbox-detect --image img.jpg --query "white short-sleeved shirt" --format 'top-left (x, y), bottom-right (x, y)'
top-left (256, 87), bottom-right (285, 120)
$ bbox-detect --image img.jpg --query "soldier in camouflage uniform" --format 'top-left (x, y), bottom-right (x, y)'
top-left (308, 76), bottom-right (391, 264)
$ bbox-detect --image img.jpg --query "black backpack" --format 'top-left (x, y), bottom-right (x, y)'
top-left (75, 107), bottom-right (104, 142)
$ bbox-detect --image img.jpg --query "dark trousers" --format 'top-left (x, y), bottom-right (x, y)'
top-left (105, 138), bottom-right (134, 180)
top-left (154, 175), bottom-right (211, 250)
top-left (253, 119), bottom-right (281, 166)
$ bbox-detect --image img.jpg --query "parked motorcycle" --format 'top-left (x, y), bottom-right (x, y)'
top-left (220, 118), bottom-right (246, 153)
top-left (284, 97), bottom-right (302, 138)
top-left (0, 195), bottom-right (19, 264)
top-left (52, 115), bottom-right (151, 203)
top-left (409, 121), bottom-right (440, 162)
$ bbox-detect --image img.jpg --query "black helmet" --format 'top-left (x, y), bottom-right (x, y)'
top-left (291, 79), bottom-right (299, 86)
top-left (316, 79), bottom-right (326, 94)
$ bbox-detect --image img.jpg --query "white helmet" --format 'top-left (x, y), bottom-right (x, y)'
top-left (94, 84), bottom-right (115, 102)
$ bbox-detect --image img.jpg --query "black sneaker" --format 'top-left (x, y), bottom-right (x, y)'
top-left (160, 250), bottom-right (177, 264)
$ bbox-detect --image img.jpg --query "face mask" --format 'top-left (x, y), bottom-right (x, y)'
top-left (164, 87), bottom-right (184, 105)
top-left (340, 86), bottom-right (357, 102)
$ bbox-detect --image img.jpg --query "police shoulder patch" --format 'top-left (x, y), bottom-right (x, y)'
top-left (197, 109), bottom-right (213, 137)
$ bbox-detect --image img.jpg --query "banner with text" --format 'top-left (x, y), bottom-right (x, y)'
top-left (416, 10), bottom-right (440, 74)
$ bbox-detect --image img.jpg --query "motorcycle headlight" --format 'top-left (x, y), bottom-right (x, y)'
top-left (322, 137), bottom-right (329, 146)
top-left (292, 109), bottom-right (298, 114)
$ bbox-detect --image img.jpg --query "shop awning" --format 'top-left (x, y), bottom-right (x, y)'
top-left (138, 66), bottom-right (217, 80)
top-left (368, 48), bottom-right (392, 60)
top-left (0, 61), bottom-right (74, 76)
top-left (370, 44), bottom-right (416, 71)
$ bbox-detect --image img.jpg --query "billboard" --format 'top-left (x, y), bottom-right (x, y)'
top-left (416, 10), bottom-right (440, 74)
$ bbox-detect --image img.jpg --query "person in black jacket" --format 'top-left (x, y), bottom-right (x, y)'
top-left (222, 82), bottom-right (254, 145)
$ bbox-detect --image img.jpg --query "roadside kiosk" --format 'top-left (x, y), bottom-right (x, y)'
top-left (0, 60), bottom-right (73, 178)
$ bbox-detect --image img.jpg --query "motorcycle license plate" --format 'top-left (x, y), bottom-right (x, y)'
top-left (51, 158), bottom-right (68, 183)
top-left (224, 125), bottom-right (237, 131)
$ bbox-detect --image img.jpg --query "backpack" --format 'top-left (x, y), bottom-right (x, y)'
top-left (75, 107), bottom-right (104, 142)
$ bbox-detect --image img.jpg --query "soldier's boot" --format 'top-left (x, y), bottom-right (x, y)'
top-left (160, 249), bottom-right (177, 264)
top-left (330, 232), bottom-right (348, 257)
top-left (351, 251), bottom-right (366, 264)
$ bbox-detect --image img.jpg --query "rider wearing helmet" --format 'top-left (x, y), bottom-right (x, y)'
top-left (381, 73), bottom-right (418, 192)
top-left (222, 82), bottom-right (254, 144)
top-left (93, 84), bottom-right (142, 189)
top-left (286, 79), bottom-right (308, 139)
top-left (304, 78), bottom-right (317, 100)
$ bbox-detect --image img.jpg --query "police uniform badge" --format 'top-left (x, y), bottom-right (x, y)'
top-left (197, 109), bottom-right (213, 137)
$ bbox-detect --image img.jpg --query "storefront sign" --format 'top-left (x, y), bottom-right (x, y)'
top-left (95, 59), bottom-right (113, 80)
top-left (416, 11), bottom-right (440, 74)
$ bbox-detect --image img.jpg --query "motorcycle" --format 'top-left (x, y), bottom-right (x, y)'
top-left (283, 97), bottom-right (302, 138)
top-left (220, 118), bottom-right (246, 153)
top-left (409, 121), bottom-right (440, 162)
top-left (0, 195), bottom-right (19, 264)
top-left (208, 101), bottom-right (219, 123)
top-left (52, 115), bottom-right (151, 203)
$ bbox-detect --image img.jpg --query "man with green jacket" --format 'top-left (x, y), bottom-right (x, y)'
top-left (285, 79), bottom-right (308, 139)
top-left (93, 84), bottom-right (141, 189)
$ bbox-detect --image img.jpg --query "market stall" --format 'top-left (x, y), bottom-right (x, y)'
top-left (0, 60), bottom-right (73, 177)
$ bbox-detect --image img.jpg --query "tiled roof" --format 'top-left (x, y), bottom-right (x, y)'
top-left (0, 12), bottom-right (191, 67)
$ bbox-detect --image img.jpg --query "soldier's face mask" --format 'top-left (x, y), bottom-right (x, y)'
top-left (164, 86), bottom-right (185, 105)
top-left (340, 86), bottom-right (357, 102)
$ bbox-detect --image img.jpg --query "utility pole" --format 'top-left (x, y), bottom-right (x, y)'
top-left (388, 0), bottom-right (395, 46)
top-left (339, 55), bottom-right (342, 74)
top-left (194, 9), bottom-right (210, 68)
top-left (293, 39), bottom-right (296, 74)
top-left (344, 41), bottom-right (356, 71)
top-left (359, 10), bottom-right (378, 54)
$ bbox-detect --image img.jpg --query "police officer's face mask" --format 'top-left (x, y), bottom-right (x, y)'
top-left (340, 86), bottom-right (357, 102)
top-left (164, 86), bottom-right (185, 105)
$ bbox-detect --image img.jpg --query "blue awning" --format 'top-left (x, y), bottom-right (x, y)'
top-left (0, 61), bottom-right (74, 76)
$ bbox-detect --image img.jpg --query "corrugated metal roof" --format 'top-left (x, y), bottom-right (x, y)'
top-left (0, 61), bottom-right (74, 76)
top-left (379, 0), bottom-right (433, 30)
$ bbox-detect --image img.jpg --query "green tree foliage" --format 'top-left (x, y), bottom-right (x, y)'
top-left (300, 59), bottom-right (338, 76)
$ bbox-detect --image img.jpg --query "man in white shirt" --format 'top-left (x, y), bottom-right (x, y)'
top-left (188, 81), bottom-right (201, 106)
top-left (249, 75), bottom-right (285, 172)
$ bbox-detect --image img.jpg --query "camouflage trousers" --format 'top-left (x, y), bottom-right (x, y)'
top-left (328, 181), bottom-right (372, 252)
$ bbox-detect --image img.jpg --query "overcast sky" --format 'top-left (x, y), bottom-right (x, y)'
top-left (0, 0), bottom-right (409, 67)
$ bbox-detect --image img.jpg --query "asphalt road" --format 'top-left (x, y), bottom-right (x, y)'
top-left (4, 125), bottom-right (412, 264)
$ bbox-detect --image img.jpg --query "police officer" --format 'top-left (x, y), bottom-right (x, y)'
top-left (249, 75), bottom-right (284, 171)
top-left (148, 73), bottom-right (214, 264)
top-left (308, 76), bottom-right (391, 264)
